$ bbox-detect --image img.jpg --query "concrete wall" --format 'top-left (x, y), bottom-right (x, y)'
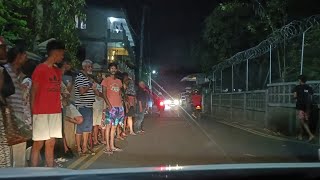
top-left (86, 8), bottom-right (108, 37)
top-left (267, 106), bottom-right (297, 136)
top-left (205, 91), bottom-right (306, 136)
top-left (210, 102), bottom-right (318, 136)
top-left (212, 105), bottom-right (266, 130)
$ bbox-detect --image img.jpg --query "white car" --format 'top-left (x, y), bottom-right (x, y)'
top-left (164, 99), bottom-right (180, 107)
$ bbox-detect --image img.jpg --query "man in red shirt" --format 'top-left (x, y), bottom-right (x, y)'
top-left (191, 89), bottom-right (202, 106)
top-left (30, 40), bottom-right (65, 167)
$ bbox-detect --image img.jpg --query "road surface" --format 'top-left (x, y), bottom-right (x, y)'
top-left (65, 108), bottom-right (318, 170)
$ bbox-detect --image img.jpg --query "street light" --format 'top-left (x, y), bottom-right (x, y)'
top-left (149, 70), bottom-right (157, 94)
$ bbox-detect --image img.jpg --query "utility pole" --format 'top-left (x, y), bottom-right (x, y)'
top-left (139, 5), bottom-right (146, 81)
top-left (148, 57), bottom-right (152, 89)
top-left (148, 23), bottom-right (152, 94)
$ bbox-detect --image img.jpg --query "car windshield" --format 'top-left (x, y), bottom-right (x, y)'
top-left (1, 0), bottom-right (320, 175)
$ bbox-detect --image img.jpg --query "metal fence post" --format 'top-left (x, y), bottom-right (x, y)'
top-left (232, 64), bottom-right (234, 92)
top-left (246, 59), bottom-right (249, 91)
top-left (221, 70), bottom-right (223, 92)
top-left (300, 32), bottom-right (305, 75)
top-left (212, 71), bottom-right (215, 93)
top-left (244, 60), bottom-right (249, 120)
top-left (231, 65), bottom-right (234, 119)
top-left (264, 88), bottom-right (269, 128)
top-left (210, 92), bottom-right (213, 115)
top-left (300, 28), bottom-right (311, 75)
top-left (269, 44), bottom-right (272, 84)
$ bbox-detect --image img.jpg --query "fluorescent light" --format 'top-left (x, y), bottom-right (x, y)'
top-left (109, 17), bottom-right (117, 23)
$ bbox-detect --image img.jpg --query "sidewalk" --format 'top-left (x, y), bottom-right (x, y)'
top-left (202, 114), bottom-right (320, 147)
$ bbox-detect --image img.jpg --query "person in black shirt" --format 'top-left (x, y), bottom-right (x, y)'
top-left (292, 75), bottom-right (314, 141)
top-left (134, 81), bottom-right (149, 134)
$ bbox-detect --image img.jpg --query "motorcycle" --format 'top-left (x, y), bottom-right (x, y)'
top-left (157, 100), bottom-right (165, 117)
top-left (193, 104), bottom-right (202, 119)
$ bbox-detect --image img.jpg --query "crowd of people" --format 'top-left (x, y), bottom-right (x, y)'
top-left (0, 39), bottom-right (151, 168)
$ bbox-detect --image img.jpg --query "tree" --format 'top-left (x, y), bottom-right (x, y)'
top-left (286, 28), bottom-right (320, 81)
top-left (0, 0), bottom-right (31, 44)
top-left (40, 0), bottom-right (85, 65)
top-left (196, 0), bottom-right (270, 86)
top-left (200, 1), bottom-right (269, 69)
top-left (0, 0), bottom-right (86, 66)
top-left (253, 0), bottom-right (289, 82)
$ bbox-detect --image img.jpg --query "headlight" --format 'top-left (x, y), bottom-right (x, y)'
top-left (174, 99), bottom-right (179, 105)
top-left (164, 100), bottom-right (171, 105)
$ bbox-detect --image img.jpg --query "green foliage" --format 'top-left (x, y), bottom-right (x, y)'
top-left (197, 0), bottom-right (268, 74)
top-left (0, 0), bottom-right (31, 44)
top-left (0, 0), bottom-right (85, 66)
top-left (280, 20), bottom-right (320, 81)
top-left (39, 0), bottom-right (85, 66)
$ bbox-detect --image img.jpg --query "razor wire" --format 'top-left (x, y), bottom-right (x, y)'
top-left (211, 14), bottom-right (320, 73)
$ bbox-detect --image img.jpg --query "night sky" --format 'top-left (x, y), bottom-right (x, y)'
top-left (88, 0), bottom-right (219, 93)
top-left (128, 0), bottom-right (219, 93)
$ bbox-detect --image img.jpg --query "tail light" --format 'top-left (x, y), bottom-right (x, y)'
top-left (196, 105), bottom-right (201, 110)
top-left (160, 101), bottom-right (164, 106)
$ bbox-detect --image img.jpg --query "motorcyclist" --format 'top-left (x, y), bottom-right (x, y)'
top-left (155, 92), bottom-right (165, 113)
top-left (190, 89), bottom-right (202, 115)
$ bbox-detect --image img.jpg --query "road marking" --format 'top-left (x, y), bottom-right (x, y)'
top-left (179, 108), bottom-right (234, 163)
top-left (78, 146), bottom-right (105, 170)
top-left (67, 146), bottom-right (104, 169)
top-left (67, 155), bottom-right (89, 169)
top-left (244, 153), bottom-right (256, 157)
top-left (218, 121), bottom-right (288, 141)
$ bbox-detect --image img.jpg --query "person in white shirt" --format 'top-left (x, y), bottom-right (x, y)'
top-left (92, 73), bottom-right (104, 146)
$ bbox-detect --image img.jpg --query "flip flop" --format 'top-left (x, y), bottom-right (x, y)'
top-left (308, 136), bottom-right (315, 142)
top-left (116, 137), bottom-right (125, 141)
top-left (93, 141), bottom-right (102, 146)
top-left (77, 150), bottom-right (82, 156)
top-left (130, 132), bottom-right (137, 136)
top-left (111, 147), bottom-right (123, 152)
top-left (103, 149), bottom-right (113, 155)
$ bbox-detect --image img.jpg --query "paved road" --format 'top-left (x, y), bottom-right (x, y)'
top-left (65, 108), bottom-right (319, 170)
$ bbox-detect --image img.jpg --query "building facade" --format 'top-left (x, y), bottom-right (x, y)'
top-left (77, 5), bottom-right (136, 78)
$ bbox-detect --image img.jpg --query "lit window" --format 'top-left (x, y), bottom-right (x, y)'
top-left (80, 20), bottom-right (86, 29)
top-left (75, 16), bottom-right (79, 28)
top-left (75, 15), bottom-right (86, 29)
